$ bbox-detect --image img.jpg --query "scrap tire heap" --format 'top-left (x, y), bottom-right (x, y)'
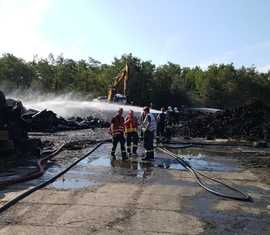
top-left (185, 100), bottom-right (270, 140)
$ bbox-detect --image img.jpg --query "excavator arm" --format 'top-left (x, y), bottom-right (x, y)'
top-left (108, 63), bottom-right (128, 102)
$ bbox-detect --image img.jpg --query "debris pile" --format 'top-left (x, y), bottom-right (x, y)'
top-left (0, 91), bottom-right (39, 168)
top-left (0, 90), bottom-right (109, 163)
top-left (23, 109), bottom-right (110, 132)
top-left (183, 100), bottom-right (270, 140)
top-left (5, 98), bottom-right (110, 133)
top-left (0, 91), bottom-right (16, 166)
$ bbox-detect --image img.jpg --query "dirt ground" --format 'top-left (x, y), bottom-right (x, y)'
top-left (0, 129), bottom-right (269, 235)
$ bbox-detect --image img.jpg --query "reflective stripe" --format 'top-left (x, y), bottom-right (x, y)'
top-left (114, 127), bottom-right (124, 131)
top-left (145, 149), bottom-right (154, 153)
top-left (113, 129), bottom-right (124, 135)
top-left (125, 116), bottom-right (138, 133)
top-left (125, 127), bottom-right (137, 133)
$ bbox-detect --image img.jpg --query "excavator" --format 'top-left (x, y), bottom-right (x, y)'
top-left (94, 63), bottom-right (129, 104)
top-left (107, 63), bottom-right (128, 103)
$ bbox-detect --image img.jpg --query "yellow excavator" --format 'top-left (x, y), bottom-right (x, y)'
top-left (107, 63), bottom-right (129, 103)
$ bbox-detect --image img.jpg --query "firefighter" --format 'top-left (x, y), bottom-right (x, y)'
top-left (156, 107), bottom-right (167, 142)
top-left (173, 107), bottom-right (180, 125)
top-left (124, 110), bottom-right (139, 156)
top-left (0, 90), bottom-right (7, 128)
top-left (166, 106), bottom-right (174, 126)
top-left (139, 111), bottom-right (146, 139)
top-left (110, 108), bottom-right (127, 160)
top-left (142, 106), bottom-right (157, 161)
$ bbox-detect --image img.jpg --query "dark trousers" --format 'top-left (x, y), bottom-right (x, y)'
top-left (144, 130), bottom-right (154, 159)
top-left (126, 131), bottom-right (139, 154)
top-left (157, 123), bottom-right (165, 137)
top-left (111, 134), bottom-right (126, 158)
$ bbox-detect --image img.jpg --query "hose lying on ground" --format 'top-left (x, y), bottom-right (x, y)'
top-left (0, 139), bottom-right (252, 215)
top-left (165, 140), bottom-right (251, 147)
top-left (0, 143), bottom-right (66, 188)
top-left (0, 140), bottom-right (110, 214)
top-left (158, 147), bottom-right (253, 202)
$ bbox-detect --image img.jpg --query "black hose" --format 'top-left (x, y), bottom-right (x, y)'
top-left (0, 139), bottom-right (252, 215)
top-left (162, 143), bottom-right (193, 149)
top-left (158, 147), bottom-right (253, 202)
top-left (0, 140), bottom-right (110, 214)
top-left (166, 140), bottom-right (251, 147)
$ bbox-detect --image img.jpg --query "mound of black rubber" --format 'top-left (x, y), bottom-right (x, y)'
top-left (5, 98), bottom-right (110, 133)
top-left (186, 100), bottom-right (270, 140)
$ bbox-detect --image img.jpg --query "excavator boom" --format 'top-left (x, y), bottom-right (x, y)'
top-left (108, 63), bottom-right (128, 102)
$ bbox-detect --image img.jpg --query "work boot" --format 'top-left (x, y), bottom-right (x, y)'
top-left (132, 146), bottom-right (137, 155)
top-left (111, 152), bottom-right (116, 160)
top-left (143, 156), bottom-right (154, 161)
top-left (127, 147), bottom-right (131, 155)
top-left (122, 152), bottom-right (128, 161)
top-left (148, 151), bottom-right (154, 161)
top-left (142, 152), bottom-right (152, 161)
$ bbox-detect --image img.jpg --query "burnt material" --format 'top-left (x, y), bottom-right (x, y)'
top-left (6, 98), bottom-right (110, 133)
top-left (182, 100), bottom-right (270, 140)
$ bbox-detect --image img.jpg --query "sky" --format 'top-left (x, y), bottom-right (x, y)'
top-left (0, 0), bottom-right (269, 71)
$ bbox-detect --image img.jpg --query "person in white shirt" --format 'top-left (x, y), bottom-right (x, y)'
top-left (142, 106), bottom-right (157, 160)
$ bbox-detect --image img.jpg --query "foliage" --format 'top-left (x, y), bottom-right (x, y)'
top-left (0, 53), bottom-right (270, 109)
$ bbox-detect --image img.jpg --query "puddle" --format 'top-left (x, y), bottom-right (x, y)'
top-left (49, 144), bottom-right (240, 189)
top-left (0, 143), bottom-right (241, 190)
top-left (51, 177), bottom-right (97, 189)
top-left (174, 147), bottom-right (239, 171)
top-left (154, 149), bottom-right (239, 172)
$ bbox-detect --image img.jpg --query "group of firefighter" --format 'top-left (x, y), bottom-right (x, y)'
top-left (109, 106), bottom-right (181, 161)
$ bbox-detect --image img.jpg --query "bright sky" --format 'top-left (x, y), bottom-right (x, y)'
top-left (0, 0), bottom-right (269, 71)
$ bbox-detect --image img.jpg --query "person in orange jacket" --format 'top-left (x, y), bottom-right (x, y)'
top-left (109, 108), bottom-right (127, 160)
top-left (124, 110), bottom-right (139, 156)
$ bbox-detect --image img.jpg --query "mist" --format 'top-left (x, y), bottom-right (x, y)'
top-left (3, 89), bottom-right (159, 121)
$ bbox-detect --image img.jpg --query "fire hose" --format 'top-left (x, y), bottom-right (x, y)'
top-left (0, 140), bottom-right (110, 214)
top-left (158, 146), bottom-right (253, 202)
top-left (0, 140), bottom-right (252, 214)
top-left (0, 143), bottom-right (66, 188)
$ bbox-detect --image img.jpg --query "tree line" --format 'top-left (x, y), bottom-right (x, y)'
top-left (0, 53), bottom-right (270, 109)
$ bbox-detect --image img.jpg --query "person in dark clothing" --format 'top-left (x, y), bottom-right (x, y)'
top-left (124, 110), bottom-right (139, 156)
top-left (142, 106), bottom-right (157, 160)
top-left (173, 107), bottom-right (180, 125)
top-left (0, 90), bottom-right (7, 128)
top-left (156, 107), bottom-right (166, 142)
top-left (109, 108), bottom-right (127, 160)
top-left (166, 106), bottom-right (174, 126)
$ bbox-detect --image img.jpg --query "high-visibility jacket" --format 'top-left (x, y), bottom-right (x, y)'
top-left (143, 113), bottom-right (157, 132)
top-left (124, 116), bottom-right (138, 133)
top-left (110, 114), bottom-right (125, 135)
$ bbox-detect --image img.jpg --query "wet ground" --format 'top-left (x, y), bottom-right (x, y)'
top-left (0, 129), bottom-right (270, 234)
